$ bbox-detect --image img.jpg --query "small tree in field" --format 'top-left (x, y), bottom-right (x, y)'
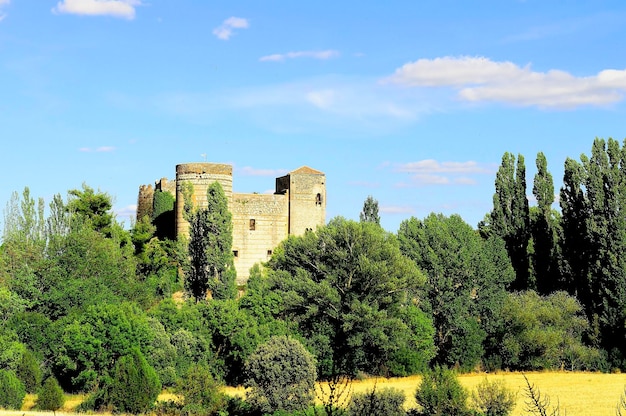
top-left (37, 376), bottom-right (65, 415)
top-left (108, 347), bottom-right (161, 414)
top-left (245, 335), bottom-right (317, 413)
top-left (472, 378), bottom-right (516, 416)
top-left (414, 366), bottom-right (470, 416)
top-left (348, 386), bottom-right (405, 416)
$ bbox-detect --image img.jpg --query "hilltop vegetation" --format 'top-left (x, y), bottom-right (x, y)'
top-left (1, 137), bottom-right (626, 414)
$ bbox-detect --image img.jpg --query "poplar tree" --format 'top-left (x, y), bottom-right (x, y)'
top-left (359, 195), bottom-right (381, 225)
top-left (531, 152), bottom-right (561, 294)
top-left (560, 138), bottom-right (626, 362)
top-left (490, 152), bottom-right (531, 290)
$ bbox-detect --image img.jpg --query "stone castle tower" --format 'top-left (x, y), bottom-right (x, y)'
top-left (137, 162), bottom-right (326, 283)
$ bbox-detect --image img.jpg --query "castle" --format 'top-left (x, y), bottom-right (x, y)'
top-left (137, 162), bottom-right (326, 283)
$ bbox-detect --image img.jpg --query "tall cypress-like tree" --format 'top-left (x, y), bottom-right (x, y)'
top-left (359, 195), bottom-right (380, 225)
top-left (560, 138), bottom-right (626, 363)
top-left (490, 153), bottom-right (531, 290)
top-left (183, 181), bottom-right (236, 301)
top-left (531, 152), bottom-right (561, 294)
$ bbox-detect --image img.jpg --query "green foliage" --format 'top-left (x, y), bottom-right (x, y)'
top-left (66, 183), bottom-right (114, 235)
top-left (16, 348), bottom-right (42, 393)
top-left (489, 152), bottom-right (531, 291)
top-left (0, 369), bottom-right (26, 410)
top-left (107, 347), bottom-right (161, 414)
top-left (177, 363), bottom-right (225, 415)
top-left (359, 195), bottom-right (380, 225)
top-left (36, 376), bottom-right (65, 412)
top-left (398, 214), bottom-right (513, 371)
top-left (414, 366), bottom-right (470, 416)
top-left (498, 291), bottom-right (602, 371)
top-left (245, 336), bottom-right (317, 413)
top-left (471, 378), bottom-right (516, 416)
top-left (347, 386), bottom-right (406, 416)
top-left (264, 218), bottom-right (434, 378)
top-left (183, 181), bottom-right (236, 301)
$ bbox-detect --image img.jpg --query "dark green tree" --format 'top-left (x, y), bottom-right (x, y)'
top-left (16, 348), bottom-right (41, 393)
top-left (360, 195), bottom-right (381, 225)
top-left (348, 386), bottom-right (406, 416)
top-left (152, 189), bottom-right (176, 240)
top-left (263, 218), bottom-right (435, 378)
top-left (490, 152), bottom-right (531, 290)
top-left (531, 152), bottom-right (562, 295)
top-left (108, 347), bottom-right (161, 414)
top-left (398, 214), bottom-right (514, 371)
top-left (183, 181), bottom-right (236, 301)
top-left (177, 364), bottom-right (225, 415)
top-left (559, 138), bottom-right (626, 365)
top-left (244, 335), bottom-right (317, 413)
top-left (36, 376), bottom-right (65, 414)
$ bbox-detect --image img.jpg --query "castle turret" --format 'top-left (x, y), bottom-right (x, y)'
top-left (175, 163), bottom-right (233, 238)
top-left (276, 166), bottom-right (326, 236)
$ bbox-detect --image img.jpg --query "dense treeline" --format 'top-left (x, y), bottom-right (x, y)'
top-left (0, 138), bottom-right (624, 415)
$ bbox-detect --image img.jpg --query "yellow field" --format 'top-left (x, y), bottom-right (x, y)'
top-left (224, 371), bottom-right (626, 416)
top-left (9, 371), bottom-right (626, 416)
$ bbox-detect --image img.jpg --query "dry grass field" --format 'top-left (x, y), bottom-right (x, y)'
top-left (5, 371), bottom-right (626, 415)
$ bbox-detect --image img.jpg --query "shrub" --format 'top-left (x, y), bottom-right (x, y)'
top-left (347, 386), bottom-right (406, 416)
top-left (108, 347), bottom-right (161, 414)
top-left (414, 366), bottom-right (470, 416)
top-left (471, 378), bottom-right (516, 416)
top-left (0, 369), bottom-right (26, 410)
top-left (36, 376), bottom-right (65, 413)
top-left (16, 348), bottom-right (42, 393)
top-left (177, 364), bottom-right (225, 415)
top-left (245, 335), bottom-right (317, 413)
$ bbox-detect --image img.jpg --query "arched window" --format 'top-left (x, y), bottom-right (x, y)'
top-left (315, 193), bottom-right (322, 206)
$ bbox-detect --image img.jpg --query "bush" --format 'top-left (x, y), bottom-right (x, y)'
top-left (414, 366), bottom-right (470, 416)
top-left (471, 378), bottom-right (516, 416)
top-left (177, 364), bottom-right (225, 415)
top-left (16, 348), bottom-right (42, 393)
top-left (37, 376), bottom-right (65, 413)
top-left (108, 347), bottom-right (161, 414)
top-left (245, 335), bottom-right (317, 413)
top-left (0, 369), bottom-right (26, 410)
top-left (347, 386), bottom-right (406, 416)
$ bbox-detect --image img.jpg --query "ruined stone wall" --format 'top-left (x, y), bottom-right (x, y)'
top-left (137, 184), bottom-right (154, 221)
top-left (231, 192), bottom-right (289, 283)
top-left (175, 163), bottom-right (233, 238)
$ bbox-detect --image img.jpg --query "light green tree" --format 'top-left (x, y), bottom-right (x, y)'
top-left (36, 376), bottom-right (65, 414)
top-left (360, 195), bottom-right (380, 225)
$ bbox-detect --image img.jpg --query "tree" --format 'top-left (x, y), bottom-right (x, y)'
top-left (531, 152), bottom-right (562, 295)
top-left (0, 369), bottom-right (26, 410)
top-left (414, 366), bottom-right (470, 416)
top-left (471, 378), bottom-right (516, 416)
top-left (183, 181), bottom-right (236, 301)
top-left (36, 376), bottom-right (65, 414)
top-left (360, 195), bottom-right (380, 225)
top-left (107, 347), bottom-right (161, 414)
top-left (16, 348), bottom-right (41, 393)
top-left (245, 336), bottom-right (317, 413)
top-left (263, 218), bottom-right (435, 378)
top-left (398, 214), bottom-right (514, 371)
top-left (490, 152), bottom-right (531, 290)
top-left (177, 364), bottom-right (225, 415)
top-left (66, 183), bottom-right (114, 235)
top-left (559, 138), bottom-right (626, 366)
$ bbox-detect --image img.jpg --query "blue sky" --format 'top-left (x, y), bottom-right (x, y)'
top-left (1, 1), bottom-right (626, 233)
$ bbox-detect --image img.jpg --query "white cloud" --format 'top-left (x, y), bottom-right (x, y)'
top-left (0, 0), bottom-right (9, 21)
top-left (386, 56), bottom-right (626, 109)
top-left (213, 17), bottom-right (249, 40)
top-left (306, 89), bottom-right (336, 109)
top-left (79, 146), bottom-right (116, 152)
top-left (259, 50), bottom-right (339, 62)
top-left (52, 0), bottom-right (141, 19)
top-left (395, 159), bottom-right (493, 174)
top-left (237, 166), bottom-right (288, 177)
top-left (115, 204), bottom-right (136, 223)
top-left (380, 205), bottom-right (415, 215)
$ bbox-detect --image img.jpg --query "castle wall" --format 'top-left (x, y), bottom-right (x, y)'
top-left (286, 171), bottom-right (326, 236)
top-left (231, 192), bottom-right (289, 283)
